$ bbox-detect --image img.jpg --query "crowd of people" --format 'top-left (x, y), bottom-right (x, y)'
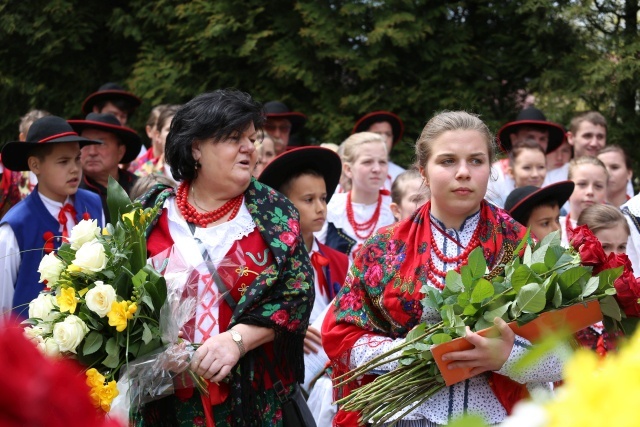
top-left (1, 83), bottom-right (639, 427)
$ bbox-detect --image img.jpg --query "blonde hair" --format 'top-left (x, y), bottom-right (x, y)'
top-left (508, 138), bottom-right (545, 168)
top-left (415, 111), bottom-right (495, 169)
top-left (19, 109), bottom-right (50, 138)
top-left (340, 132), bottom-right (387, 164)
top-left (568, 156), bottom-right (609, 181)
top-left (577, 204), bottom-right (630, 236)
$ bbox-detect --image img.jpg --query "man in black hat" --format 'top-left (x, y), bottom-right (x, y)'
top-left (263, 101), bottom-right (307, 150)
top-left (82, 83), bottom-right (142, 127)
top-left (486, 107), bottom-right (565, 208)
top-left (69, 113), bottom-right (142, 222)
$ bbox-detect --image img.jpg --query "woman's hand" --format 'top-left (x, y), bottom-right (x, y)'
top-left (304, 326), bottom-right (323, 354)
top-left (441, 318), bottom-right (515, 376)
top-left (190, 332), bottom-right (240, 383)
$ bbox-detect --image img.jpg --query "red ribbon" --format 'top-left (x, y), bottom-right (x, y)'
top-left (311, 251), bottom-right (330, 297)
top-left (57, 203), bottom-right (77, 238)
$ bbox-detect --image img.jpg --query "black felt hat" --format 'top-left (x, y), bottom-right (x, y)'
top-left (497, 107), bottom-right (566, 154)
top-left (68, 113), bottom-right (142, 164)
top-left (263, 101), bottom-right (307, 134)
top-left (1, 116), bottom-right (101, 171)
top-left (353, 111), bottom-right (405, 146)
top-left (81, 82), bottom-right (142, 115)
top-left (258, 146), bottom-right (342, 202)
top-left (505, 181), bottom-right (575, 224)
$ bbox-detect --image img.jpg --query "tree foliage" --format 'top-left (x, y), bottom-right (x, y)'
top-left (0, 0), bottom-right (637, 171)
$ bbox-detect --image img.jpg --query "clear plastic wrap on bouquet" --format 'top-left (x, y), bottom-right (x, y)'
top-left (110, 243), bottom-right (244, 420)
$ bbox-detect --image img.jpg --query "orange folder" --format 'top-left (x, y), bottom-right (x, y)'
top-left (430, 300), bottom-right (602, 386)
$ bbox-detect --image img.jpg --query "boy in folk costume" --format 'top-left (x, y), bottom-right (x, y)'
top-left (259, 146), bottom-right (349, 425)
top-left (0, 116), bottom-right (104, 317)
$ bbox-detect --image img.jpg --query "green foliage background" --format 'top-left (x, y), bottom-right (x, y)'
top-left (1, 0), bottom-right (639, 172)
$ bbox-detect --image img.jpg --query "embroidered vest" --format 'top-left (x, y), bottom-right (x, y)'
top-left (1, 188), bottom-right (103, 317)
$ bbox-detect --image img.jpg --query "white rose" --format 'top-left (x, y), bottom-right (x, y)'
top-left (85, 281), bottom-right (117, 317)
top-left (69, 219), bottom-right (101, 250)
top-left (24, 325), bottom-right (48, 340)
top-left (53, 314), bottom-right (89, 354)
top-left (37, 253), bottom-right (65, 286)
top-left (72, 240), bottom-right (107, 274)
top-left (28, 293), bottom-right (59, 321)
top-left (40, 338), bottom-right (61, 357)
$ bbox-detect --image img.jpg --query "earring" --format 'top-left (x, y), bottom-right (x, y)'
top-left (194, 160), bottom-right (201, 171)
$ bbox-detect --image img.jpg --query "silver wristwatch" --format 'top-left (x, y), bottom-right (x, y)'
top-left (228, 329), bottom-right (246, 358)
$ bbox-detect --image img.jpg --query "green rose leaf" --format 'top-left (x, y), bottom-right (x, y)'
top-left (468, 247), bottom-right (487, 279)
top-left (552, 283), bottom-right (563, 308)
top-left (82, 331), bottom-right (104, 356)
top-left (483, 302), bottom-right (511, 323)
top-left (514, 229), bottom-right (531, 256)
top-left (142, 322), bottom-right (153, 344)
top-left (523, 244), bottom-right (532, 266)
top-left (597, 266), bottom-right (623, 291)
top-left (530, 263), bottom-right (548, 276)
top-left (474, 316), bottom-right (493, 331)
top-left (102, 337), bottom-right (120, 369)
top-left (558, 266), bottom-right (591, 300)
top-left (600, 295), bottom-right (622, 321)
top-left (400, 357), bottom-right (415, 366)
top-left (445, 270), bottom-right (464, 293)
top-left (457, 291), bottom-right (470, 308)
top-left (405, 323), bottom-right (426, 342)
top-left (463, 304), bottom-right (478, 316)
top-left (544, 245), bottom-right (565, 269)
top-left (511, 264), bottom-right (541, 292)
top-left (515, 282), bottom-right (546, 314)
top-left (531, 243), bottom-right (549, 265)
top-left (432, 333), bottom-right (453, 344)
top-left (470, 278), bottom-right (494, 303)
top-left (581, 277), bottom-right (599, 299)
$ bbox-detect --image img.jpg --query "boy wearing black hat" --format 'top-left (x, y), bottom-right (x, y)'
top-left (82, 82), bottom-right (142, 127)
top-left (69, 113), bottom-right (142, 222)
top-left (0, 116), bottom-right (104, 318)
top-left (258, 146), bottom-right (348, 399)
top-left (504, 181), bottom-right (575, 241)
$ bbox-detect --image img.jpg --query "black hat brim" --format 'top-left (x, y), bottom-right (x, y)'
top-left (506, 181), bottom-right (575, 225)
top-left (353, 111), bottom-right (404, 146)
top-left (81, 90), bottom-right (142, 115)
top-left (258, 146), bottom-right (342, 202)
top-left (497, 120), bottom-right (566, 154)
top-left (1, 136), bottom-right (100, 171)
top-left (68, 120), bottom-right (142, 164)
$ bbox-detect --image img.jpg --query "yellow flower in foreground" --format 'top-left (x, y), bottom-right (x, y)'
top-left (546, 333), bottom-right (640, 427)
top-left (86, 368), bottom-right (105, 389)
top-left (122, 211), bottom-right (136, 226)
top-left (102, 227), bottom-right (110, 236)
top-left (107, 300), bottom-right (137, 332)
top-left (56, 287), bottom-right (77, 314)
top-left (97, 380), bottom-right (119, 412)
top-left (86, 370), bottom-right (119, 412)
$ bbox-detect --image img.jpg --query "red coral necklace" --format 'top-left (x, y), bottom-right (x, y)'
top-left (176, 181), bottom-right (243, 228)
top-left (346, 191), bottom-right (383, 240)
top-left (426, 218), bottom-right (481, 289)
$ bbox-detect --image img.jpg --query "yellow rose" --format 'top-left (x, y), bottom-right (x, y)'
top-left (107, 301), bottom-right (135, 332)
top-left (69, 219), bottom-right (100, 250)
top-left (56, 287), bottom-right (77, 314)
top-left (86, 368), bottom-right (105, 389)
top-left (72, 240), bottom-right (107, 274)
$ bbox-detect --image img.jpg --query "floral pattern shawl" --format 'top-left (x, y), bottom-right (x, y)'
top-left (139, 178), bottom-right (314, 426)
top-left (322, 201), bottom-right (527, 425)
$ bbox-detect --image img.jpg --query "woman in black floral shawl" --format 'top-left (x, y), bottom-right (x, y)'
top-left (135, 90), bottom-right (314, 427)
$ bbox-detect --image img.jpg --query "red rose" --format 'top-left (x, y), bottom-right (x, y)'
top-left (287, 218), bottom-right (300, 235)
top-left (606, 252), bottom-right (640, 317)
top-left (279, 231), bottom-right (297, 246)
top-left (364, 264), bottom-right (383, 287)
top-left (271, 309), bottom-right (290, 326)
top-left (569, 225), bottom-right (607, 271)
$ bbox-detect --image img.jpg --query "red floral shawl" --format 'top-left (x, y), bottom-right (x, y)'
top-left (322, 201), bottom-right (528, 426)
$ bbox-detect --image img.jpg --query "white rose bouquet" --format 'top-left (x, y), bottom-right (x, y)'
top-left (23, 177), bottom-right (167, 414)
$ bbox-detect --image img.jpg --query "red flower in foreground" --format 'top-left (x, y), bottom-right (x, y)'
top-left (604, 252), bottom-right (640, 317)
top-left (0, 322), bottom-right (123, 427)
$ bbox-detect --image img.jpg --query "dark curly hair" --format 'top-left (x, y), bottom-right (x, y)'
top-left (165, 89), bottom-right (264, 181)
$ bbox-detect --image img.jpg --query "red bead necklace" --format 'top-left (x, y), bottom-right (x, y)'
top-left (176, 181), bottom-right (243, 228)
top-left (346, 191), bottom-right (383, 240)
top-left (426, 220), bottom-right (481, 290)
